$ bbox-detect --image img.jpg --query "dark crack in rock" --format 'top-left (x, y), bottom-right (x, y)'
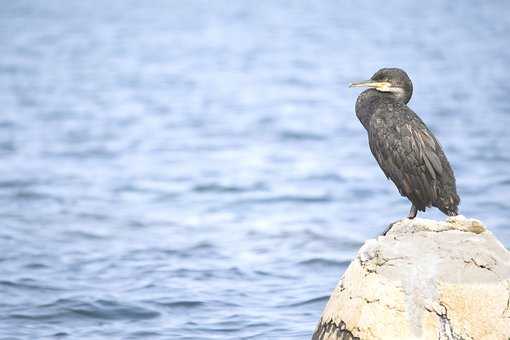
top-left (312, 318), bottom-right (360, 340)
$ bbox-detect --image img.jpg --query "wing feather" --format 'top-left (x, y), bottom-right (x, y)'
top-left (368, 102), bottom-right (444, 211)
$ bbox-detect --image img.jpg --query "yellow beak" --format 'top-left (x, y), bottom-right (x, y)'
top-left (349, 80), bottom-right (392, 91)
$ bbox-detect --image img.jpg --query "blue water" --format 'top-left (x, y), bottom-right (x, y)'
top-left (1, 1), bottom-right (509, 339)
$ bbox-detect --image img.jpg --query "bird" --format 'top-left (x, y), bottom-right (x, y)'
top-left (349, 68), bottom-right (460, 220)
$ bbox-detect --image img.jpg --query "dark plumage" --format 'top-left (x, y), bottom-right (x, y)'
top-left (350, 68), bottom-right (460, 219)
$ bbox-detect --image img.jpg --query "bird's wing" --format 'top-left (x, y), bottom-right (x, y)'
top-left (368, 103), bottom-right (444, 210)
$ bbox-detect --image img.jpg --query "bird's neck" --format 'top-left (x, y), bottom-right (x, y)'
top-left (389, 87), bottom-right (412, 104)
top-left (355, 90), bottom-right (406, 130)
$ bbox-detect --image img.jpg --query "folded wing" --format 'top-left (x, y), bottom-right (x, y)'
top-left (368, 103), bottom-right (449, 211)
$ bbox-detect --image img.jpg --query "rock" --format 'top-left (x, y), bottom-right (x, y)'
top-left (312, 216), bottom-right (510, 340)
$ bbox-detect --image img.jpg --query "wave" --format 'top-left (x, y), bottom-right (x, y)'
top-left (282, 295), bottom-right (331, 307)
top-left (298, 258), bottom-right (351, 268)
top-left (192, 182), bottom-right (266, 194)
top-left (9, 298), bottom-right (160, 322)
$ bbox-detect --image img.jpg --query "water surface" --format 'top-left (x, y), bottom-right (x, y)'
top-left (1, 1), bottom-right (509, 339)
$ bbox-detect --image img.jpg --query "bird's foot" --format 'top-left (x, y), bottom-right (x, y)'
top-left (381, 220), bottom-right (400, 236)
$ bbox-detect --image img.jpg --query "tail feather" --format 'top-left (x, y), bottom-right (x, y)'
top-left (437, 194), bottom-right (460, 217)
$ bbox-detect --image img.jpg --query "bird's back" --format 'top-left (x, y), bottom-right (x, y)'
top-left (366, 99), bottom-right (460, 214)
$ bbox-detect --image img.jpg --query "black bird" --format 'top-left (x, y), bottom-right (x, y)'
top-left (350, 68), bottom-right (460, 219)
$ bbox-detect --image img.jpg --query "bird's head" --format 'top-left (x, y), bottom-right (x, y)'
top-left (350, 68), bottom-right (413, 104)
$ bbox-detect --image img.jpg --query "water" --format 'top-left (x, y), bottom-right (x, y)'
top-left (1, 1), bottom-right (509, 338)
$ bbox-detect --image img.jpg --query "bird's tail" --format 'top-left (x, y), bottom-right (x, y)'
top-left (437, 193), bottom-right (460, 217)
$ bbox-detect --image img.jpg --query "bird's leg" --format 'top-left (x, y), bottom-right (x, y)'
top-left (382, 205), bottom-right (418, 236)
top-left (408, 205), bottom-right (417, 219)
top-left (381, 221), bottom-right (398, 236)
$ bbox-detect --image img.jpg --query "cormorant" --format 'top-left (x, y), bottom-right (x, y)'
top-left (350, 68), bottom-right (460, 219)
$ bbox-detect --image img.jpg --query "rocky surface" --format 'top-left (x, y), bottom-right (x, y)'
top-left (312, 216), bottom-right (510, 340)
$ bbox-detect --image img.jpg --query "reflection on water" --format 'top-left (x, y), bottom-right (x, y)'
top-left (0, 0), bottom-right (509, 338)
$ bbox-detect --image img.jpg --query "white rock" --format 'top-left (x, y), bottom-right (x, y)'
top-left (312, 216), bottom-right (510, 340)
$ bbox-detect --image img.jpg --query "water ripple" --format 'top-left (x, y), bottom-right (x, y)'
top-left (0, 1), bottom-right (509, 339)
top-left (10, 299), bottom-right (161, 322)
top-left (298, 258), bottom-right (351, 268)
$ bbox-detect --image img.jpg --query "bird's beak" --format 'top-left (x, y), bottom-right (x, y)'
top-left (349, 80), bottom-right (392, 91)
